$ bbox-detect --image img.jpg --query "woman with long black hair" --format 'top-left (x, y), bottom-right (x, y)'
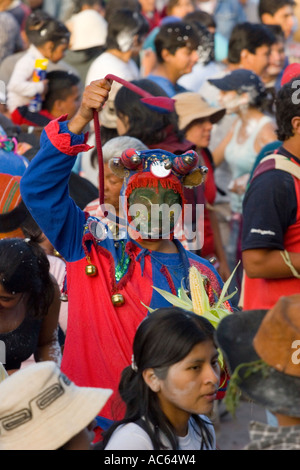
top-left (100, 307), bottom-right (220, 450)
top-left (0, 237), bottom-right (61, 374)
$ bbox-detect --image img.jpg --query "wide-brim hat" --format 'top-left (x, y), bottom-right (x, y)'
top-left (216, 295), bottom-right (300, 417)
top-left (173, 92), bottom-right (226, 130)
top-left (0, 361), bottom-right (112, 450)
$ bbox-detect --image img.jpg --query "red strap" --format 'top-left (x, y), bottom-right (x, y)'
top-left (93, 74), bottom-right (175, 208)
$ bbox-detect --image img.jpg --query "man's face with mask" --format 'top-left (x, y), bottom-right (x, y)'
top-left (128, 183), bottom-right (182, 239)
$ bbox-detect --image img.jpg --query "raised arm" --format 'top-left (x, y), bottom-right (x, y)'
top-left (68, 79), bottom-right (112, 135)
top-left (20, 79), bottom-right (112, 262)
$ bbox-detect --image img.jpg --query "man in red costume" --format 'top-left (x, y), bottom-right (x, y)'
top-left (21, 78), bottom-right (229, 433)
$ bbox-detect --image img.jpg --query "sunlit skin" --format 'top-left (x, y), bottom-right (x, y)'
top-left (145, 341), bottom-right (220, 437)
top-left (185, 118), bottom-right (213, 149)
top-left (43, 43), bottom-right (68, 64)
top-left (240, 44), bottom-right (271, 77)
top-left (162, 46), bottom-right (199, 82)
top-left (116, 113), bottom-right (129, 136)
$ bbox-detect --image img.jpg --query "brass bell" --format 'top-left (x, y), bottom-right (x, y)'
top-left (112, 293), bottom-right (125, 306)
top-left (164, 159), bottom-right (173, 170)
top-left (113, 158), bottom-right (121, 167)
top-left (60, 293), bottom-right (68, 302)
top-left (53, 249), bottom-right (62, 258)
top-left (183, 155), bottom-right (194, 165)
top-left (131, 155), bottom-right (141, 165)
top-left (85, 264), bottom-right (98, 276)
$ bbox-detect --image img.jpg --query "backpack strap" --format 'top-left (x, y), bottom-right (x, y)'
top-left (252, 153), bottom-right (300, 181)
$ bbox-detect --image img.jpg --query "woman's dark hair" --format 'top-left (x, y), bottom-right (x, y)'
top-left (0, 238), bottom-right (54, 319)
top-left (154, 21), bottom-right (199, 63)
top-left (25, 10), bottom-right (70, 48)
top-left (105, 9), bottom-right (149, 51)
top-left (100, 307), bottom-right (217, 450)
top-left (275, 77), bottom-right (300, 141)
top-left (114, 79), bottom-right (184, 147)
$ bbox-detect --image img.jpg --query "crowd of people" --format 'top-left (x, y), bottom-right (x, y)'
top-left (0, 0), bottom-right (300, 451)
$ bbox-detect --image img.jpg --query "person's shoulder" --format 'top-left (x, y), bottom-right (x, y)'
top-left (147, 75), bottom-right (174, 96)
top-left (250, 167), bottom-right (294, 189)
top-left (86, 51), bottom-right (108, 74)
top-left (257, 140), bottom-right (282, 157)
top-left (104, 422), bottom-right (154, 451)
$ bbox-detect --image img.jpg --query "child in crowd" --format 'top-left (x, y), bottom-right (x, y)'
top-left (7, 10), bottom-right (70, 117)
top-left (146, 20), bottom-right (200, 97)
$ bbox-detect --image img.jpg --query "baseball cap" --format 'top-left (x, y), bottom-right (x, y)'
top-left (208, 69), bottom-right (266, 95)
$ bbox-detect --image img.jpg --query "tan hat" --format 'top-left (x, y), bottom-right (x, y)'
top-left (0, 361), bottom-right (112, 450)
top-left (253, 295), bottom-right (300, 377)
top-left (216, 294), bottom-right (300, 417)
top-left (174, 92), bottom-right (226, 131)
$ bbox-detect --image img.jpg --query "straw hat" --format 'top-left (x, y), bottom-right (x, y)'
top-left (216, 295), bottom-right (300, 417)
top-left (0, 362), bottom-right (112, 450)
top-left (173, 92), bottom-right (226, 131)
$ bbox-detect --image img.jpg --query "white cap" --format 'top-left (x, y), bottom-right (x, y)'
top-left (69, 10), bottom-right (108, 51)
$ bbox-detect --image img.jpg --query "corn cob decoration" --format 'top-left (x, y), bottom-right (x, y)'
top-left (143, 263), bottom-right (239, 367)
top-left (0, 363), bottom-right (8, 383)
